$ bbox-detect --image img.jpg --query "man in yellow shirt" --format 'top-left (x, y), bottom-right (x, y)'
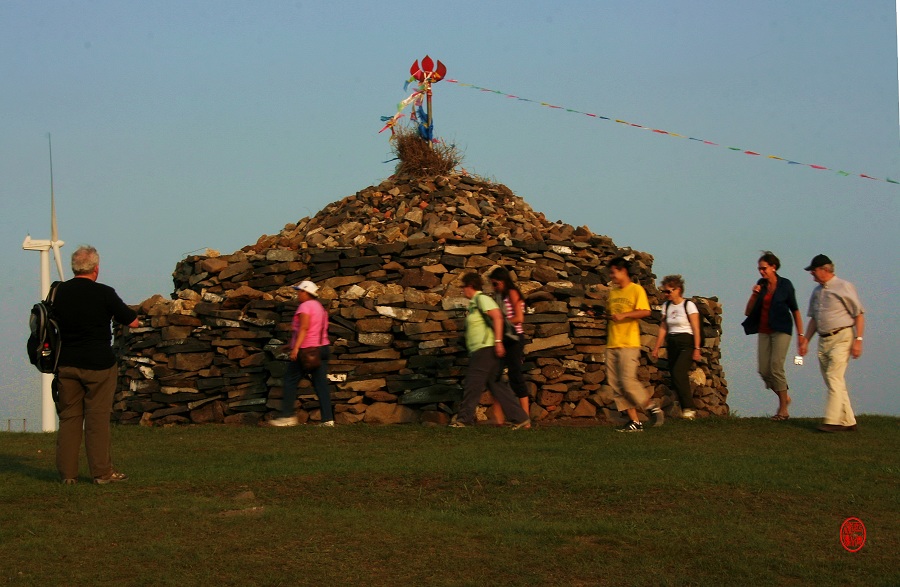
top-left (606, 256), bottom-right (664, 432)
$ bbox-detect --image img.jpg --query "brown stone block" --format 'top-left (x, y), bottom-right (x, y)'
top-left (353, 359), bottom-right (408, 376)
top-left (537, 389), bottom-right (564, 406)
top-left (356, 317), bottom-right (394, 332)
top-left (240, 353), bottom-right (267, 367)
top-left (363, 402), bottom-right (418, 424)
top-left (365, 390), bottom-right (399, 402)
top-left (174, 352), bottom-right (214, 371)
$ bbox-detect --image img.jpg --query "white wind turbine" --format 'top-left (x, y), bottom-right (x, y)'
top-left (22, 134), bottom-right (66, 432)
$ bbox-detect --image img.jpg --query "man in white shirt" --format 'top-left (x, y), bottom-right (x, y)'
top-left (798, 255), bottom-right (865, 432)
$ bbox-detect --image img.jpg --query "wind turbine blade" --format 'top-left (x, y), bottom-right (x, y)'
top-left (52, 242), bottom-right (65, 281)
top-left (49, 134), bottom-right (59, 242)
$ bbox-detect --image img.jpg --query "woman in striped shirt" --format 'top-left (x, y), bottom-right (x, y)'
top-left (488, 267), bottom-right (530, 427)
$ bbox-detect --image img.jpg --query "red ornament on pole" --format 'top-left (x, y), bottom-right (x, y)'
top-left (409, 55), bottom-right (446, 139)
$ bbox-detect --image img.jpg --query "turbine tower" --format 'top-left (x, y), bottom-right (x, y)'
top-left (22, 135), bottom-right (65, 432)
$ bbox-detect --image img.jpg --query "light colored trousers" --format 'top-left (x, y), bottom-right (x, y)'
top-left (757, 332), bottom-right (792, 392)
top-left (817, 328), bottom-right (857, 426)
top-left (607, 347), bottom-right (650, 411)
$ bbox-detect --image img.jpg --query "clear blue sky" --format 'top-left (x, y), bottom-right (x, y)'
top-left (2, 1), bottom-right (898, 428)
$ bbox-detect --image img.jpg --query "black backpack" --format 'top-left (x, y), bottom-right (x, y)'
top-left (27, 281), bottom-right (62, 375)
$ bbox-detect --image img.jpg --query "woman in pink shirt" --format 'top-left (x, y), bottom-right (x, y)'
top-left (270, 280), bottom-right (333, 427)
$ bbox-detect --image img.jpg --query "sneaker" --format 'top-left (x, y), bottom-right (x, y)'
top-left (448, 421), bottom-right (467, 428)
top-left (93, 471), bottom-right (128, 485)
top-left (510, 419), bottom-right (531, 430)
top-left (682, 409), bottom-right (697, 420)
top-left (616, 421), bottom-right (643, 433)
top-left (648, 406), bottom-right (665, 427)
top-left (319, 420), bottom-right (335, 427)
top-left (269, 416), bottom-right (298, 427)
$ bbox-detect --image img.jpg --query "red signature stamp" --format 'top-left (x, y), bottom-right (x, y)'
top-left (840, 517), bottom-right (866, 552)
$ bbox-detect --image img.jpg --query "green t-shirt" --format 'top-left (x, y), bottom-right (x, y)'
top-left (466, 292), bottom-right (499, 353)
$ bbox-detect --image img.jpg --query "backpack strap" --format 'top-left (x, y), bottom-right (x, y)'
top-left (665, 299), bottom-right (697, 333)
top-left (47, 281), bottom-right (61, 304)
top-left (473, 293), bottom-right (494, 345)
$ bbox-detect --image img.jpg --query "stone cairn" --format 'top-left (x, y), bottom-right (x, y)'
top-left (116, 173), bottom-right (729, 426)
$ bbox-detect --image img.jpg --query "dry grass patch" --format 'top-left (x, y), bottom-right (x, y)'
top-left (392, 128), bottom-right (462, 177)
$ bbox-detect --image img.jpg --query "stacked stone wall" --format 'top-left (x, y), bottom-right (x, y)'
top-left (115, 174), bottom-right (728, 426)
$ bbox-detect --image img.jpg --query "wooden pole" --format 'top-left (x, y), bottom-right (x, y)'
top-left (426, 84), bottom-right (433, 143)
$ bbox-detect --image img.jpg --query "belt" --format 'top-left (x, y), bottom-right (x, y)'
top-left (819, 325), bottom-right (852, 338)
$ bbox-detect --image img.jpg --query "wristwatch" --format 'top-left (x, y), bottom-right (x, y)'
top-left (855, 336), bottom-right (863, 341)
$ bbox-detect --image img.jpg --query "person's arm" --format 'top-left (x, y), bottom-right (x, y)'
top-left (488, 308), bottom-right (507, 358)
top-left (110, 289), bottom-right (139, 327)
top-left (509, 289), bottom-right (525, 325)
top-left (611, 308), bottom-right (651, 322)
top-left (688, 310), bottom-right (702, 362)
top-left (799, 317), bottom-right (817, 356)
top-left (290, 312), bottom-right (311, 361)
top-left (792, 309), bottom-right (804, 351)
top-left (651, 319), bottom-right (667, 360)
top-left (745, 287), bottom-right (761, 316)
top-left (851, 313), bottom-right (865, 359)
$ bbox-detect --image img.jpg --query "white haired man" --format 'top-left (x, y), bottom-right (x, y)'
top-left (798, 254), bottom-right (865, 432)
top-left (53, 246), bottom-right (139, 484)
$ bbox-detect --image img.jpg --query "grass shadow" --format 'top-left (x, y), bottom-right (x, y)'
top-left (0, 451), bottom-right (59, 483)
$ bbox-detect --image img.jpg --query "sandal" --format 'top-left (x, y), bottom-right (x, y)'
top-left (93, 471), bottom-right (128, 485)
top-left (770, 414), bottom-right (790, 421)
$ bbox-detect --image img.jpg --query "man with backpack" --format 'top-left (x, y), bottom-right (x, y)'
top-left (52, 246), bottom-right (138, 484)
top-left (449, 272), bottom-right (530, 429)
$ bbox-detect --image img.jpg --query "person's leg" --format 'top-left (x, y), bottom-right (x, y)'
top-left (768, 332), bottom-right (792, 417)
top-left (818, 330), bottom-right (856, 426)
top-left (55, 367), bottom-right (86, 481)
top-left (618, 347), bottom-right (651, 409)
top-left (757, 333), bottom-right (775, 390)
top-left (494, 340), bottom-right (528, 424)
top-left (610, 347), bottom-right (652, 427)
top-left (486, 360), bottom-right (529, 425)
top-left (491, 400), bottom-right (505, 426)
top-left (280, 359), bottom-right (303, 418)
top-left (311, 347), bottom-right (333, 422)
top-left (82, 365), bottom-right (119, 479)
top-left (459, 348), bottom-right (494, 424)
top-left (667, 333), bottom-right (695, 410)
top-left (607, 348), bottom-right (626, 412)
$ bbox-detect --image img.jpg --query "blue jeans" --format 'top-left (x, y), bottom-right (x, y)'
top-left (281, 346), bottom-right (333, 421)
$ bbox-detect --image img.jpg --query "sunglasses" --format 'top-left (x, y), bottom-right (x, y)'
top-left (662, 289), bottom-right (675, 294)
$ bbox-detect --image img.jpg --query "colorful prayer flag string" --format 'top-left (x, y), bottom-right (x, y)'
top-left (444, 79), bottom-right (898, 185)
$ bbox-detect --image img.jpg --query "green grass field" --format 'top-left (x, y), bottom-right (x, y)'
top-left (1, 416), bottom-right (897, 586)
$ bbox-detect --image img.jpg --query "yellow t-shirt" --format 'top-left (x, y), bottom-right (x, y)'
top-left (607, 282), bottom-right (650, 348)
